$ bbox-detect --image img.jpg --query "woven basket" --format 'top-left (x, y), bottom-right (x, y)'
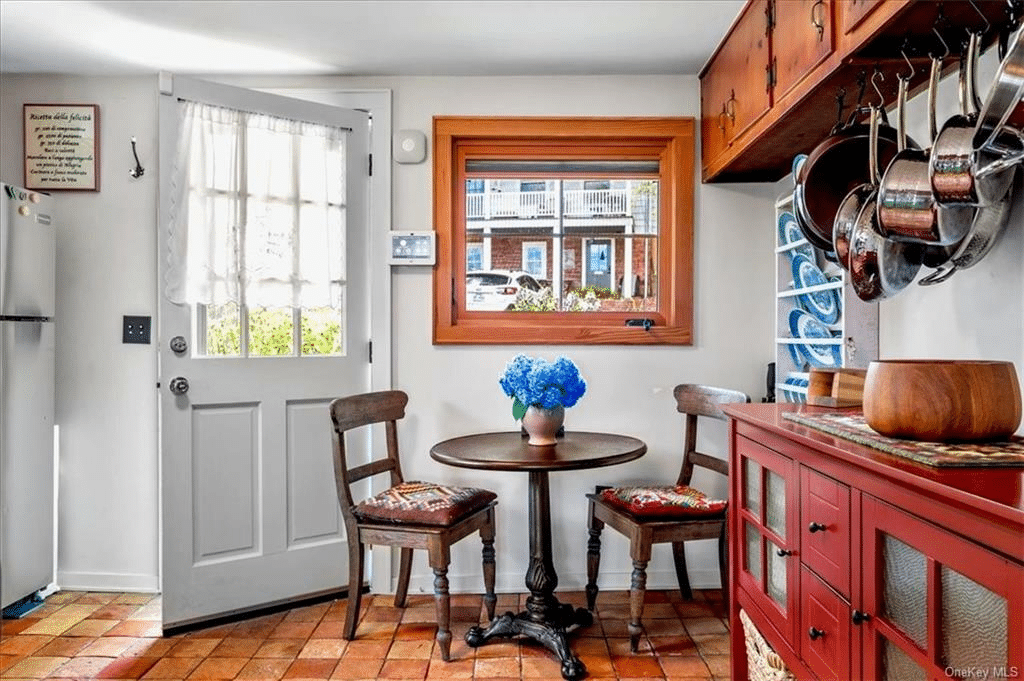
top-left (739, 608), bottom-right (796, 681)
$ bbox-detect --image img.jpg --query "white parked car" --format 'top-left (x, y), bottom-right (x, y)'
top-left (466, 270), bottom-right (543, 311)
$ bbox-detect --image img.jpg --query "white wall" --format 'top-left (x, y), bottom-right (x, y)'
top-left (876, 49), bottom-right (1024, 399)
top-left (0, 74), bottom-right (160, 591)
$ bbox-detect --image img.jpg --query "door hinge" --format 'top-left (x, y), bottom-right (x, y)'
top-left (368, 340), bottom-right (373, 364)
top-left (368, 153), bottom-right (373, 177)
top-left (765, 0), bottom-right (776, 34)
top-left (766, 57), bottom-right (777, 92)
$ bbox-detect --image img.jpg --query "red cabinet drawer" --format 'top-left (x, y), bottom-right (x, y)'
top-left (801, 565), bottom-right (851, 680)
top-left (801, 467), bottom-right (851, 596)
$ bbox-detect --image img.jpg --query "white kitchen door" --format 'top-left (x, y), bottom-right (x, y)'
top-left (158, 76), bottom-right (370, 629)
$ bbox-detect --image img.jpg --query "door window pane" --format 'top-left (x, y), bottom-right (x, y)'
top-left (882, 534), bottom-right (927, 648)
top-left (767, 539), bottom-right (787, 607)
top-left (882, 638), bottom-right (927, 681)
top-left (248, 307), bottom-right (293, 357)
top-left (766, 470), bottom-right (786, 539)
top-left (745, 521), bottom-right (762, 584)
top-left (744, 459), bottom-right (761, 516)
top-left (941, 566), bottom-right (1007, 670)
top-left (203, 303), bottom-right (241, 357)
top-left (301, 306), bottom-right (343, 356)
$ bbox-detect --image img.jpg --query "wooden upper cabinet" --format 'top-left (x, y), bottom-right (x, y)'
top-left (700, 0), bottom-right (771, 173)
top-left (837, 0), bottom-right (886, 37)
top-left (773, 0), bottom-right (835, 101)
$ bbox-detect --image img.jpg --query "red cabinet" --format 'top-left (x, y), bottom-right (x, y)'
top-left (727, 404), bottom-right (1024, 681)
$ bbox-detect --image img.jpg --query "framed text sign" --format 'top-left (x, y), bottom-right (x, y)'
top-left (24, 103), bottom-right (100, 191)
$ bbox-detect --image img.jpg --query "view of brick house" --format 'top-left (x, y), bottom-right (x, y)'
top-left (464, 178), bottom-right (659, 311)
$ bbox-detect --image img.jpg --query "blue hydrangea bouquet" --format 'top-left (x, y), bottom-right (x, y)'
top-left (499, 354), bottom-right (587, 421)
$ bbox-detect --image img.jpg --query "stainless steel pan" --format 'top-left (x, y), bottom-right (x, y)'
top-left (973, 24), bottom-right (1024, 153)
top-left (932, 32), bottom-right (1018, 207)
top-left (878, 59), bottom-right (972, 245)
top-left (847, 107), bottom-right (924, 301)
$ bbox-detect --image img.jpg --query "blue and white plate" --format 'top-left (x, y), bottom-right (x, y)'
top-left (788, 308), bottom-right (842, 369)
top-left (792, 154), bottom-right (808, 180)
top-left (785, 342), bottom-right (804, 371)
top-left (791, 252), bottom-right (840, 325)
top-left (778, 212), bottom-right (815, 260)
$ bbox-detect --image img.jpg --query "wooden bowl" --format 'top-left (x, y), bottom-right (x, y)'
top-left (863, 359), bottom-right (1022, 442)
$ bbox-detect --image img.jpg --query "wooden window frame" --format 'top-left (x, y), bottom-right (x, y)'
top-left (433, 116), bottom-right (695, 345)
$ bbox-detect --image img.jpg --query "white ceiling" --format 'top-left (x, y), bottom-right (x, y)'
top-left (0, 1), bottom-right (744, 77)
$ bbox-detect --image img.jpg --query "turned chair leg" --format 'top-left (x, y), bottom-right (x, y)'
top-left (394, 547), bottom-right (413, 608)
top-left (585, 504), bottom-right (604, 611)
top-left (430, 564), bottom-right (452, 661)
top-left (343, 540), bottom-right (365, 640)
top-left (480, 509), bottom-right (497, 622)
top-left (671, 541), bottom-right (694, 601)
top-left (628, 556), bottom-right (650, 653)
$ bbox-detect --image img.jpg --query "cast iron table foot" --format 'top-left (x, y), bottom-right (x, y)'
top-left (465, 606), bottom-right (593, 680)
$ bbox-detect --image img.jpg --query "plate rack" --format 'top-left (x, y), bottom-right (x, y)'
top-left (774, 191), bottom-right (878, 403)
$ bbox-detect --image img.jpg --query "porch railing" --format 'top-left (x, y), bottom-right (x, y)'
top-left (466, 189), bottom-right (630, 220)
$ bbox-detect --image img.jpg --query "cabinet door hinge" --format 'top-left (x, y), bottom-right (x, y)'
top-left (368, 153), bottom-right (373, 177)
top-left (765, 0), bottom-right (776, 35)
top-left (368, 339), bottom-right (373, 364)
top-left (766, 57), bottom-right (777, 92)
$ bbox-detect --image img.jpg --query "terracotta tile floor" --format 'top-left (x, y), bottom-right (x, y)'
top-left (0, 588), bottom-right (729, 680)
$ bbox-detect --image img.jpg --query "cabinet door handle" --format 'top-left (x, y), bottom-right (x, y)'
top-left (811, 0), bottom-right (826, 41)
top-left (776, 548), bottom-right (792, 556)
top-left (725, 91), bottom-right (737, 123)
top-left (852, 610), bottom-right (872, 624)
top-left (808, 627), bottom-right (825, 640)
top-left (808, 521), bottom-right (827, 533)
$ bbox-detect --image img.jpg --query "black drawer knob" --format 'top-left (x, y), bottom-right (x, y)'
top-left (852, 610), bottom-right (872, 624)
top-left (808, 627), bottom-right (825, 640)
top-left (808, 522), bottom-right (827, 533)
top-left (776, 548), bottom-right (792, 556)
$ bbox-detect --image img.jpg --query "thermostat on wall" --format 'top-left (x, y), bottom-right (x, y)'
top-left (389, 231), bottom-right (435, 265)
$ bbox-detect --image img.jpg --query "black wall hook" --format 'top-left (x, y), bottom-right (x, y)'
top-left (129, 137), bottom-right (145, 178)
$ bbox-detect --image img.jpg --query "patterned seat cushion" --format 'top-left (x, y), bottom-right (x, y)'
top-left (355, 481), bottom-right (497, 526)
top-left (599, 484), bottom-right (727, 518)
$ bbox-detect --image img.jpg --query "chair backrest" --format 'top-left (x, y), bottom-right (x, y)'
top-left (329, 390), bottom-right (409, 516)
top-left (672, 384), bottom-right (750, 486)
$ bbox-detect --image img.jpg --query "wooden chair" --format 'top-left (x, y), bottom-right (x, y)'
top-left (584, 383), bottom-right (750, 651)
top-left (329, 390), bottom-right (497, 661)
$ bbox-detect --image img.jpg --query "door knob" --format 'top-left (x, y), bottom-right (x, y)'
top-left (169, 335), bottom-right (188, 354)
top-left (169, 377), bottom-right (190, 395)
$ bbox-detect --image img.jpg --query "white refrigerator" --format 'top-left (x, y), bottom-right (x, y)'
top-left (0, 182), bottom-right (56, 611)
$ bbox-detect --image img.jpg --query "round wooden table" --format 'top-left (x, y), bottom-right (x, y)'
top-left (430, 431), bottom-right (646, 680)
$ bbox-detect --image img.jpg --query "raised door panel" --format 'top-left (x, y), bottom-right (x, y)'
top-left (801, 565), bottom-right (851, 681)
top-left (716, 0), bottom-right (772, 141)
top-left (801, 466), bottom-right (851, 597)
top-left (700, 64), bottom-right (733, 174)
top-left (772, 0), bottom-right (835, 101)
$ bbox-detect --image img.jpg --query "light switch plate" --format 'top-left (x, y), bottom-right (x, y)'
top-left (389, 231), bottom-right (435, 265)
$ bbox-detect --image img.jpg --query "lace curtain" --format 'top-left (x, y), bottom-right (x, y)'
top-left (165, 100), bottom-right (347, 309)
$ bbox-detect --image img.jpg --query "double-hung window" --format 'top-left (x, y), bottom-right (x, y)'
top-left (432, 116), bottom-right (695, 345)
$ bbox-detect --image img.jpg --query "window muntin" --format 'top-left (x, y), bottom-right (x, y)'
top-left (433, 116), bottom-right (694, 345)
top-left (173, 100), bottom-right (347, 358)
